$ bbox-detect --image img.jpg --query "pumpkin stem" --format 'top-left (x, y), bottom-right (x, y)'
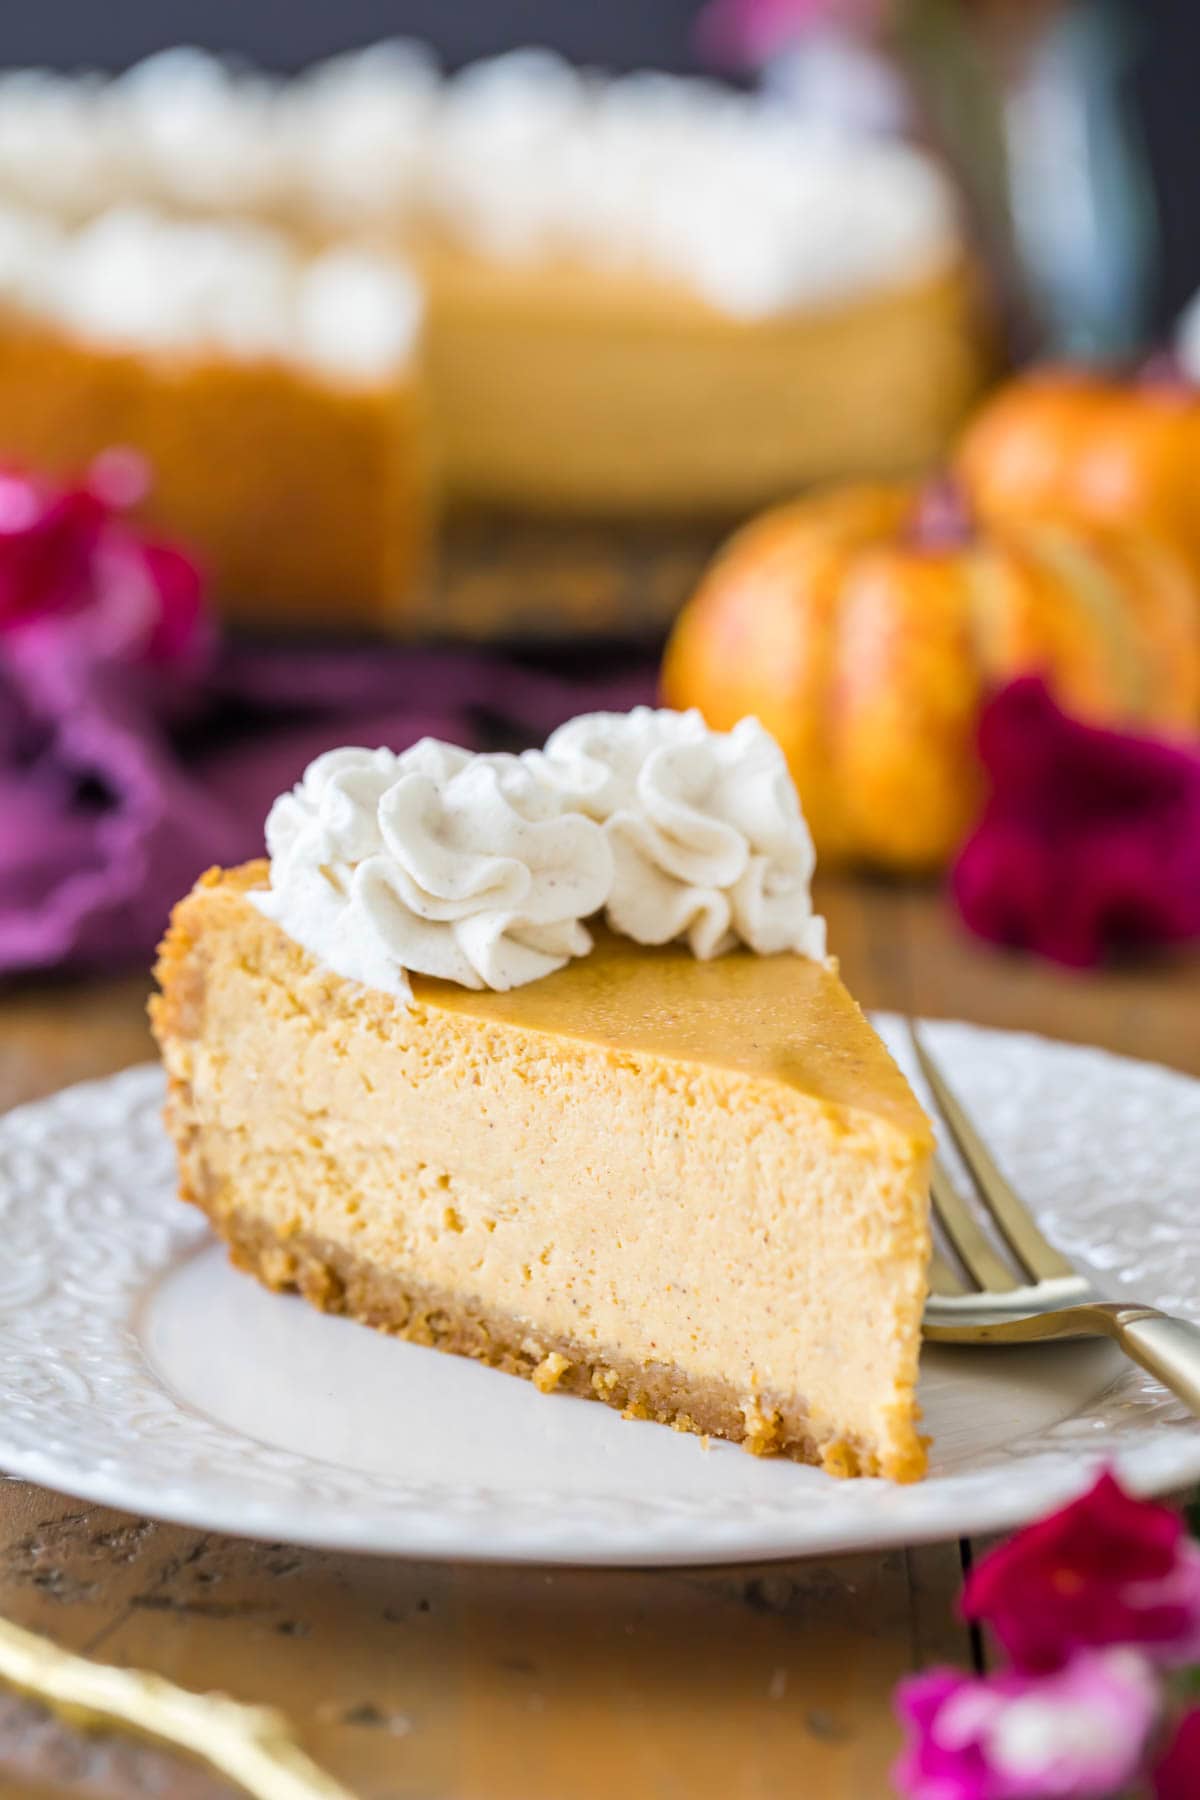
top-left (909, 476), bottom-right (976, 550)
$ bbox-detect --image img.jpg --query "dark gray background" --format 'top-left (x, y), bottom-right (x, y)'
top-left (2, 0), bottom-right (1195, 330)
top-left (0, 1), bottom-right (702, 77)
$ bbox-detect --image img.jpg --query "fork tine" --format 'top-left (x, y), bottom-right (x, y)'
top-left (910, 1025), bottom-right (1074, 1282)
top-left (928, 1247), bottom-right (968, 1297)
top-left (930, 1157), bottom-right (1021, 1292)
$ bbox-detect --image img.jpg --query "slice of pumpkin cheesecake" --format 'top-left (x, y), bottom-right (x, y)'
top-left (150, 712), bottom-right (933, 1481)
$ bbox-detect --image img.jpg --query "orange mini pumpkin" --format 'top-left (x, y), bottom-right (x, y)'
top-left (958, 364), bottom-right (1200, 577)
top-left (662, 478), bottom-right (1200, 870)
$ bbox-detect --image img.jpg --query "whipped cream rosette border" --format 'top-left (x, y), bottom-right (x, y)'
top-left (252, 709), bottom-right (828, 1004)
top-left (0, 44), bottom-right (960, 323)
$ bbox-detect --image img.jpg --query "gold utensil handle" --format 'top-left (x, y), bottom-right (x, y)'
top-left (0, 1616), bottom-right (354, 1800)
top-left (1111, 1309), bottom-right (1200, 1417)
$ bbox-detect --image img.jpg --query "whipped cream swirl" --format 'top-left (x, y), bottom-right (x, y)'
top-left (0, 201), bottom-right (421, 381)
top-left (0, 45), bottom-right (959, 323)
top-left (539, 709), bottom-right (826, 961)
top-left (254, 710), bottom-right (826, 1003)
top-left (252, 741), bottom-right (613, 1003)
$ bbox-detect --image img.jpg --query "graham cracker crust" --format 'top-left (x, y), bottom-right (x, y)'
top-left (186, 1180), bottom-right (892, 1480)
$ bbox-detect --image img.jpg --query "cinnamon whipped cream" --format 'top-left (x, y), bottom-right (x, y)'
top-left (253, 711), bottom-right (827, 1004)
top-left (0, 43), bottom-right (960, 321)
top-left (538, 709), bottom-right (827, 961)
top-left (0, 201), bottom-right (421, 380)
top-left (251, 742), bottom-right (612, 1003)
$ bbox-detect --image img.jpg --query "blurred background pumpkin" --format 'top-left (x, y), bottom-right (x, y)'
top-left (958, 365), bottom-right (1200, 581)
top-left (662, 474), bottom-right (1200, 868)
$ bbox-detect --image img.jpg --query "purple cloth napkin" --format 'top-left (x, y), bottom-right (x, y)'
top-left (0, 464), bottom-right (655, 977)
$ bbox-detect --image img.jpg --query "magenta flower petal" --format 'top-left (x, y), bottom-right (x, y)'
top-left (951, 678), bottom-right (1200, 967)
top-left (962, 1470), bottom-right (1200, 1674)
top-left (0, 459), bottom-right (207, 666)
top-left (136, 537), bottom-right (209, 665)
top-left (895, 1651), bottom-right (1161, 1800)
top-left (0, 471), bottom-right (107, 627)
top-left (1154, 1706), bottom-right (1200, 1800)
top-left (695, 0), bottom-right (885, 68)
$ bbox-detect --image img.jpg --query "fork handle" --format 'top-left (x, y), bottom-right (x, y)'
top-left (1100, 1307), bottom-right (1200, 1416)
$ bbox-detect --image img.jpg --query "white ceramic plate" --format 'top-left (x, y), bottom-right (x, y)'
top-left (1, 1021), bottom-right (1198, 1566)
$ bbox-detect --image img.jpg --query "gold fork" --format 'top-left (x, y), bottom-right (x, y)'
top-left (911, 1023), bottom-right (1200, 1415)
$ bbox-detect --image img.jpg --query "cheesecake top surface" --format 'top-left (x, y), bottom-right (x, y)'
top-left (419, 929), bottom-right (930, 1141)
top-left (220, 861), bottom-right (929, 1143)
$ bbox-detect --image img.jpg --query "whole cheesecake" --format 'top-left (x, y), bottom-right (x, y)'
top-left (150, 711), bottom-right (934, 1480)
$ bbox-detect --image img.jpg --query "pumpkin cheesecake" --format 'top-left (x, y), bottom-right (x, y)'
top-left (151, 711), bottom-right (933, 1480)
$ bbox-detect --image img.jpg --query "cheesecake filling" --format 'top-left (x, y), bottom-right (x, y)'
top-left (251, 708), bottom-right (828, 1004)
top-left (154, 876), bottom-right (932, 1481)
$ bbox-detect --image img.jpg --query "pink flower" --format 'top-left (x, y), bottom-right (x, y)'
top-left (0, 458), bottom-right (207, 667)
top-left (95, 532), bottom-right (209, 668)
top-left (962, 1471), bottom-right (1200, 1674)
top-left (695, 0), bottom-right (887, 68)
top-left (894, 1650), bottom-right (1160, 1800)
top-left (951, 678), bottom-right (1200, 967)
top-left (0, 471), bottom-right (106, 627)
top-left (1154, 1706), bottom-right (1200, 1800)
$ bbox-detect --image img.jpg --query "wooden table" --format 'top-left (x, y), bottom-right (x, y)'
top-left (1, 877), bottom-right (1197, 1800)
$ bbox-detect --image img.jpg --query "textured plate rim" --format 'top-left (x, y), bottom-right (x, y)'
top-left (3, 1408), bottom-right (1199, 1568)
